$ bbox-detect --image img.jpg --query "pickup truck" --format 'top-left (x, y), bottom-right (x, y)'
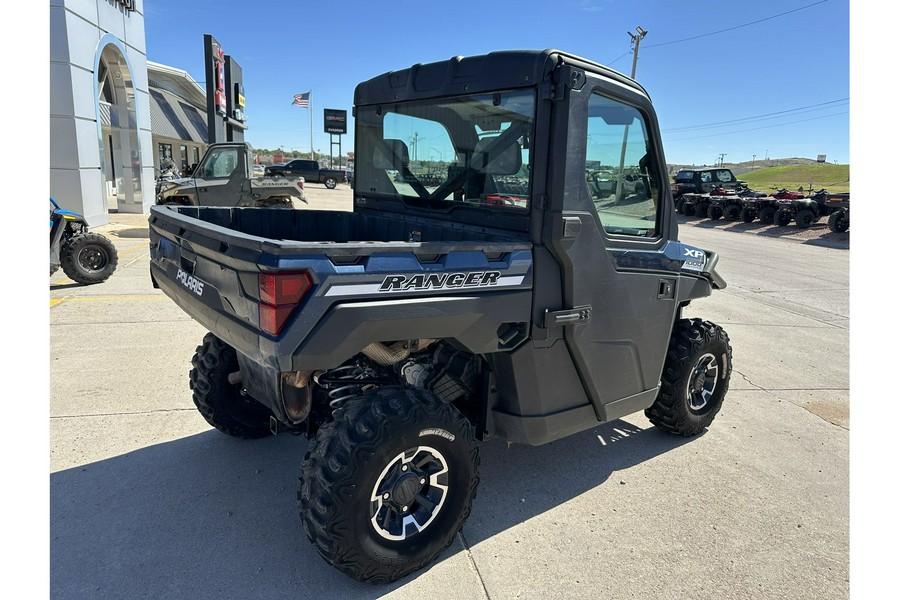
top-left (149, 49), bottom-right (732, 584)
top-left (265, 158), bottom-right (347, 189)
top-left (156, 142), bottom-right (307, 208)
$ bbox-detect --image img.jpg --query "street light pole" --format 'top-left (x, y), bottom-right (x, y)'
top-left (628, 26), bottom-right (648, 78)
top-left (617, 27), bottom-right (648, 199)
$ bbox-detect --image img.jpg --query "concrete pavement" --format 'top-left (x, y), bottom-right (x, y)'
top-left (49, 188), bottom-right (849, 599)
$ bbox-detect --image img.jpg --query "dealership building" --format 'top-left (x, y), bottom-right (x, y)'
top-left (50, 0), bottom-right (209, 226)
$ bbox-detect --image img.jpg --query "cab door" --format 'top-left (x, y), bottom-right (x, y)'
top-left (545, 72), bottom-right (680, 421)
top-left (193, 146), bottom-right (246, 206)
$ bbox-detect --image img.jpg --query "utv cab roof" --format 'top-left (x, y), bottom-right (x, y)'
top-left (354, 49), bottom-right (648, 106)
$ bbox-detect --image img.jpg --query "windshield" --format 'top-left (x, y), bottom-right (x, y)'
top-left (355, 90), bottom-right (535, 211)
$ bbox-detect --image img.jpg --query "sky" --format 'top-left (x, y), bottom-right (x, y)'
top-left (144, 0), bottom-right (850, 166)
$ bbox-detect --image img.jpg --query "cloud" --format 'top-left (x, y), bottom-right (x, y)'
top-left (579, 0), bottom-right (610, 12)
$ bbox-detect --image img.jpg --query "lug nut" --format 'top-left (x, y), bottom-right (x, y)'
top-left (401, 465), bottom-right (408, 472)
top-left (383, 493), bottom-right (390, 500)
top-left (402, 506), bottom-right (408, 512)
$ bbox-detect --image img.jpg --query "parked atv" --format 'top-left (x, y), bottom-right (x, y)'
top-left (823, 194), bottom-right (850, 232)
top-left (704, 186), bottom-right (743, 221)
top-left (737, 194), bottom-right (778, 224)
top-left (50, 197), bottom-right (118, 284)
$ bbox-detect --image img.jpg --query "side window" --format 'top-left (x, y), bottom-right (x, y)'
top-left (200, 147), bottom-right (239, 179)
top-left (700, 172), bottom-right (712, 183)
top-left (585, 91), bottom-right (659, 237)
top-left (716, 170), bottom-right (733, 183)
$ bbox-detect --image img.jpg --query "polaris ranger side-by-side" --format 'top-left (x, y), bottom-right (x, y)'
top-left (148, 50), bottom-right (733, 584)
top-left (156, 142), bottom-right (307, 208)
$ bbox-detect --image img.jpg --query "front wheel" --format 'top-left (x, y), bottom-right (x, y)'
top-left (828, 209), bottom-right (849, 232)
top-left (706, 205), bottom-right (723, 220)
top-left (794, 208), bottom-right (816, 228)
top-left (723, 204), bottom-right (741, 221)
top-left (323, 177), bottom-right (337, 189)
top-left (60, 232), bottom-right (118, 284)
top-left (645, 319), bottom-right (732, 436)
top-left (298, 386), bottom-right (479, 583)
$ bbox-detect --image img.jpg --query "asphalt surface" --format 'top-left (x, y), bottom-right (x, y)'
top-left (49, 185), bottom-right (849, 599)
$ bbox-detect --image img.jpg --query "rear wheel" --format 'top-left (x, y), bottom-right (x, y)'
top-left (758, 206), bottom-right (777, 224)
top-left (189, 333), bottom-right (274, 439)
top-left (298, 386), bottom-right (479, 583)
top-left (723, 205), bottom-right (741, 221)
top-left (774, 209), bottom-right (793, 227)
top-left (682, 203), bottom-right (696, 217)
top-left (324, 177), bottom-right (338, 189)
top-left (675, 197), bottom-right (686, 214)
top-left (740, 207), bottom-right (757, 223)
top-left (698, 202), bottom-right (711, 219)
top-left (707, 205), bottom-right (723, 220)
top-left (645, 319), bottom-right (732, 436)
top-left (60, 232), bottom-right (118, 285)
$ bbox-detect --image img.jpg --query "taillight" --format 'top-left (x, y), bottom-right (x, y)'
top-left (259, 271), bottom-right (312, 336)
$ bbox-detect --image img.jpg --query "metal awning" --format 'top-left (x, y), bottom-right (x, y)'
top-left (148, 88), bottom-right (207, 143)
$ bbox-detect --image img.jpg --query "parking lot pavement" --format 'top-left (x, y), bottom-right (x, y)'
top-left (49, 207), bottom-right (848, 599)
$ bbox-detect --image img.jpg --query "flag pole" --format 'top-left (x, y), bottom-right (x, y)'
top-left (309, 91), bottom-right (314, 161)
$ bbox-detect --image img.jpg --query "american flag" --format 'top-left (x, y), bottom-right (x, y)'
top-left (292, 92), bottom-right (310, 108)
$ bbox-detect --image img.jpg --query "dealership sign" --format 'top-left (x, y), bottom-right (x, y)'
top-left (324, 109), bottom-right (347, 134)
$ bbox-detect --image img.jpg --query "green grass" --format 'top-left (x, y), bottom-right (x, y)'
top-left (738, 164), bottom-right (850, 194)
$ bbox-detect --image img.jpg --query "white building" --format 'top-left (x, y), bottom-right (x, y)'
top-left (50, 1), bottom-right (210, 226)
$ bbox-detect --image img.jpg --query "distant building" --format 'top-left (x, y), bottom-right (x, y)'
top-left (147, 61), bottom-right (208, 178)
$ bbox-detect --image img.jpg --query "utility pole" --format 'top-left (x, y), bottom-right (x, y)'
top-left (752, 154), bottom-right (756, 170)
top-left (718, 153), bottom-right (726, 166)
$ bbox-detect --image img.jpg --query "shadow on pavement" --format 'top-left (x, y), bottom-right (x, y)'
top-left (50, 281), bottom-right (83, 291)
top-left (50, 419), bottom-right (694, 598)
top-left (110, 227), bottom-right (150, 239)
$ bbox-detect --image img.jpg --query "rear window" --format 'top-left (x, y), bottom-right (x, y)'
top-left (715, 170), bottom-right (734, 183)
top-left (675, 171), bottom-right (693, 182)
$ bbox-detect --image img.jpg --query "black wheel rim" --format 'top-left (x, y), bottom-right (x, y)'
top-left (78, 245), bottom-right (109, 272)
top-left (686, 353), bottom-right (719, 412)
top-left (369, 445), bottom-right (449, 541)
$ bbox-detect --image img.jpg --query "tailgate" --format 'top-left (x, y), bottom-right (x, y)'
top-left (148, 206), bottom-right (534, 370)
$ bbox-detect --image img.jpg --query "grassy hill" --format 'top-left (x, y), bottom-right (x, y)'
top-left (734, 164), bottom-right (849, 194)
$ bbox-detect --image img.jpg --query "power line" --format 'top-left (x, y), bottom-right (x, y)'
top-left (663, 110), bottom-right (847, 142)
top-left (645, 0), bottom-right (830, 49)
top-left (663, 98), bottom-right (849, 133)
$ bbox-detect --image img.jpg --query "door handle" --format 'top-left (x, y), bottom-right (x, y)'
top-left (658, 278), bottom-right (675, 299)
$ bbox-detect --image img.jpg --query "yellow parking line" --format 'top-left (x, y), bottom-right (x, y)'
top-left (50, 295), bottom-right (170, 308)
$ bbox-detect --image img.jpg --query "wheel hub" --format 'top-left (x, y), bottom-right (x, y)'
top-left (369, 446), bottom-right (449, 541)
top-left (79, 246), bottom-right (108, 271)
top-left (687, 353), bottom-right (719, 412)
top-left (390, 473), bottom-right (424, 507)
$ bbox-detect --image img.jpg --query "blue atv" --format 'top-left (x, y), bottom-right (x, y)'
top-left (50, 197), bottom-right (118, 284)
